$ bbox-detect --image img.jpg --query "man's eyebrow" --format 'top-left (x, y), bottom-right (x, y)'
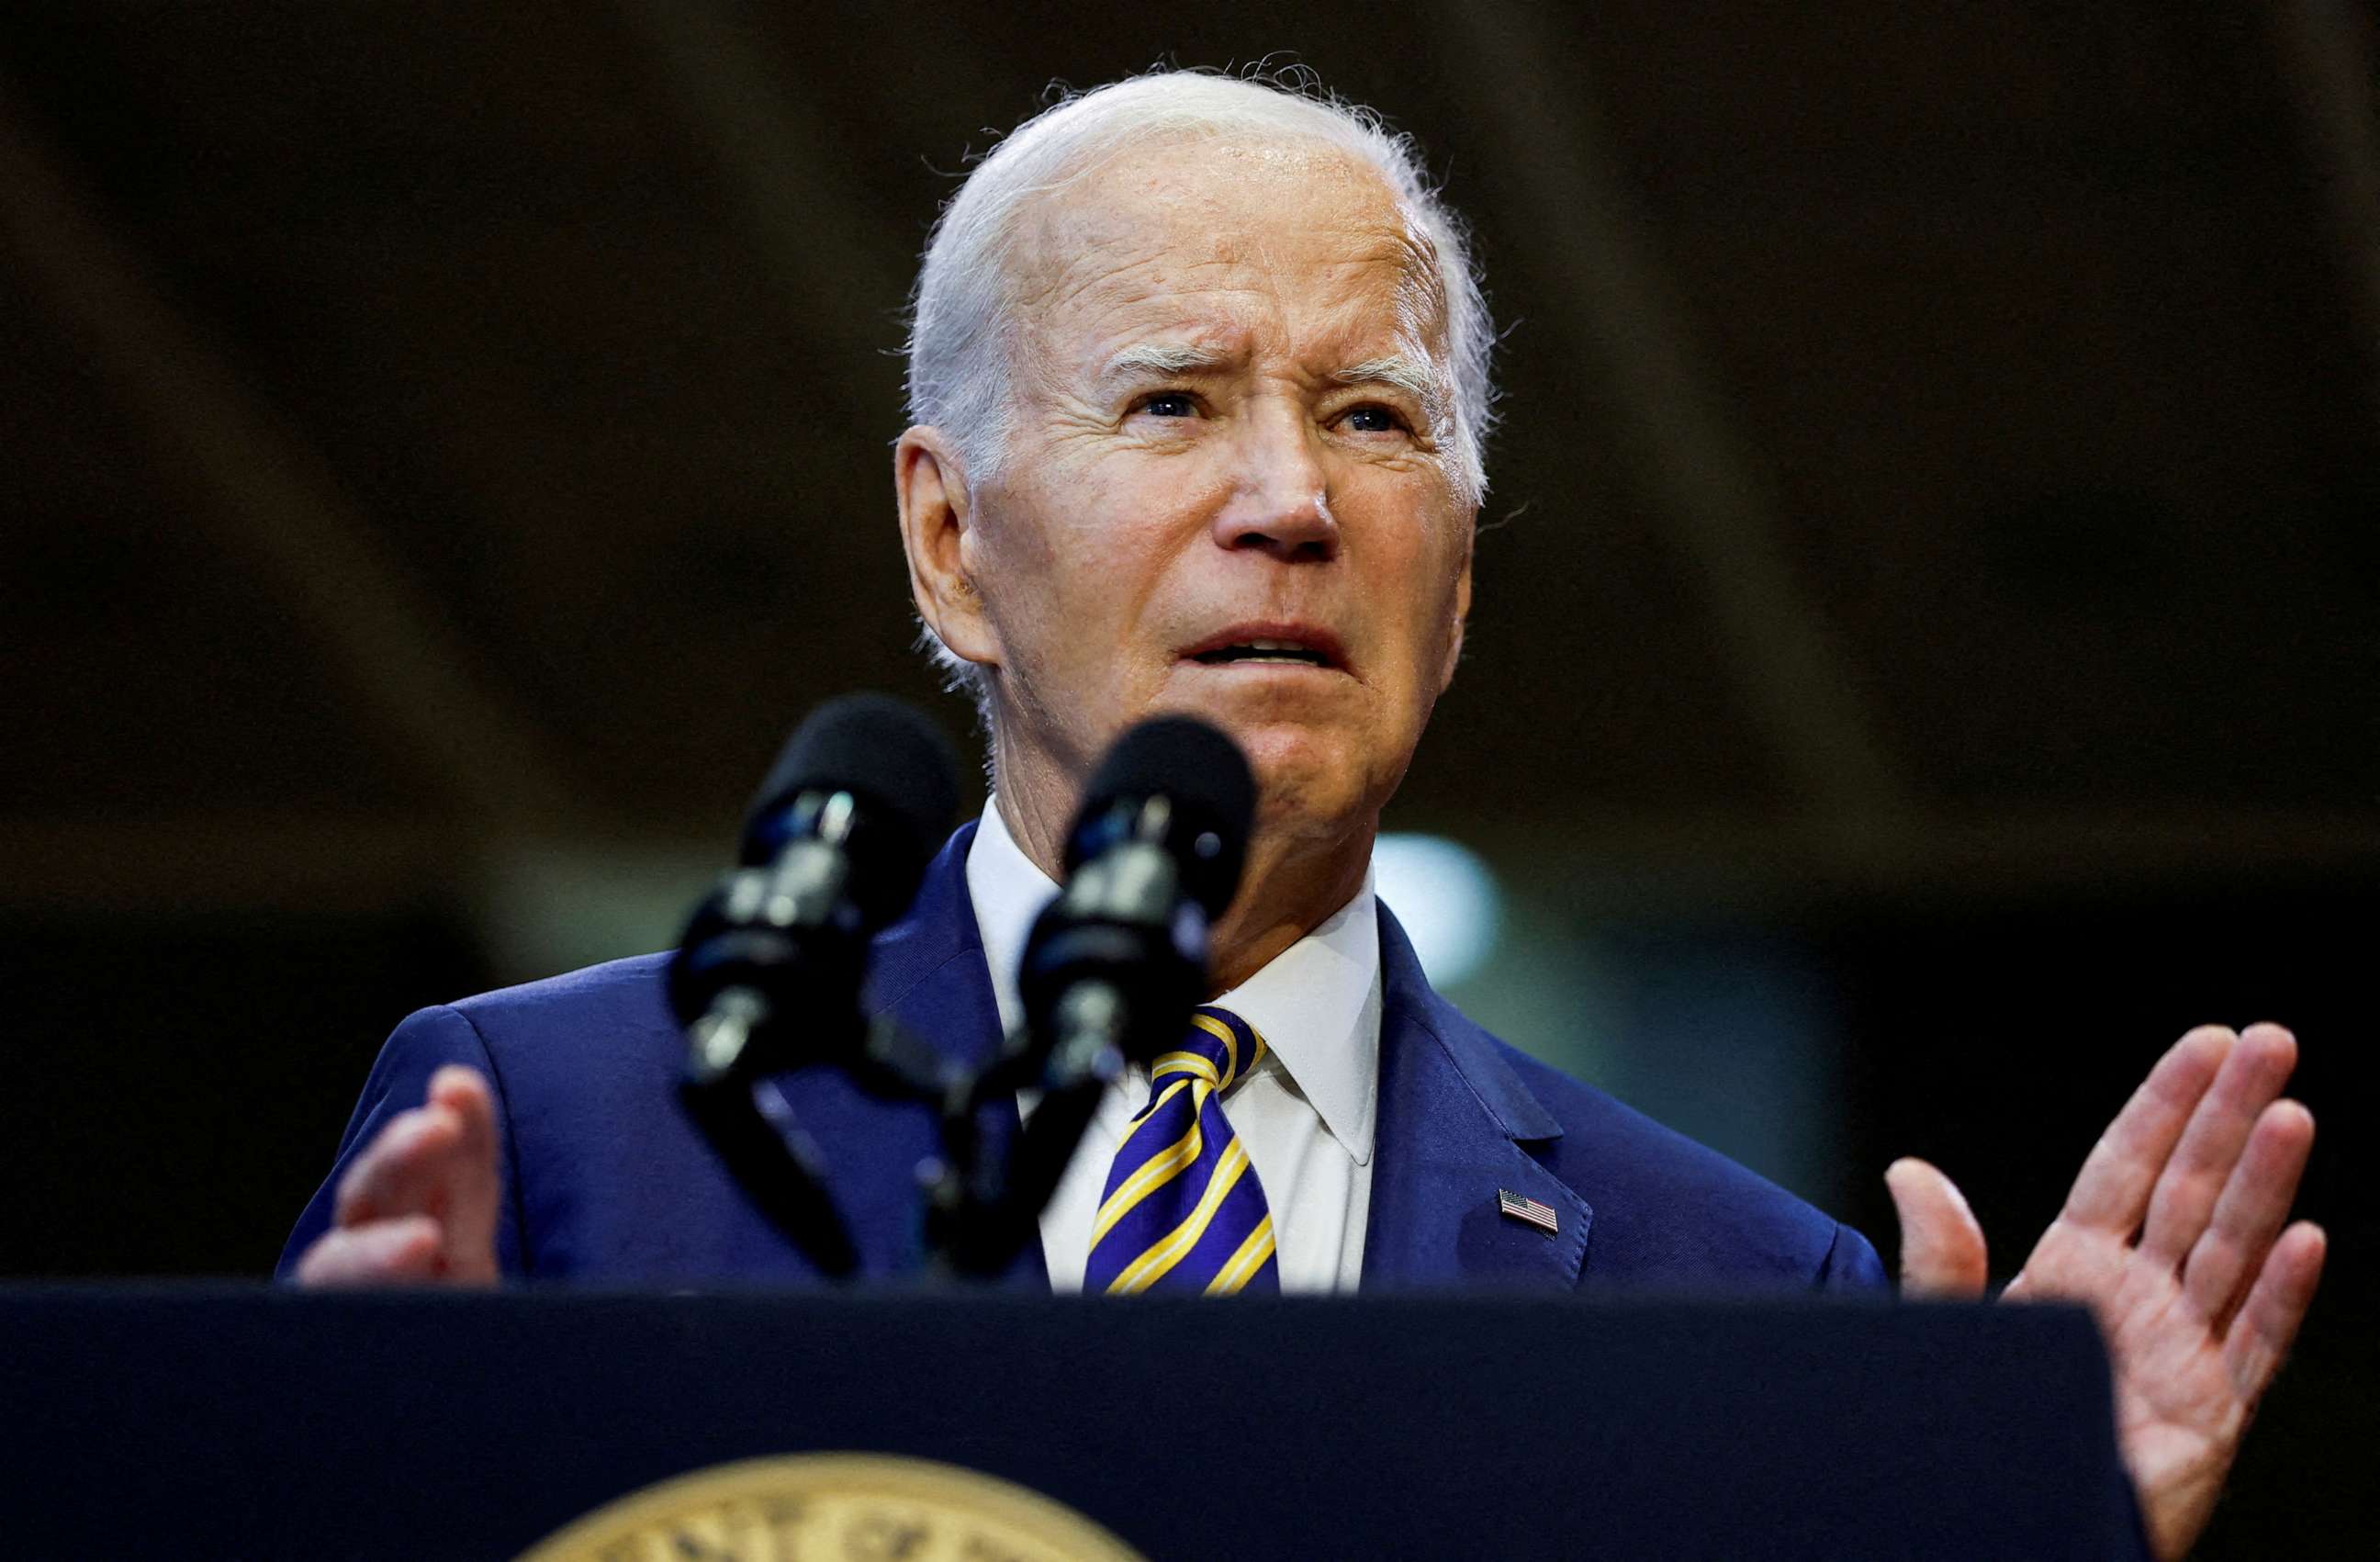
top-left (1097, 343), bottom-right (1232, 385)
top-left (1333, 355), bottom-right (1444, 408)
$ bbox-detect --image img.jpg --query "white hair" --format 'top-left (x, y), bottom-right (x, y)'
top-left (904, 68), bottom-right (1499, 716)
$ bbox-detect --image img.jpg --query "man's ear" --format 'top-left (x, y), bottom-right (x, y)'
top-left (1437, 529), bottom-right (1475, 694)
top-left (895, 426), bottom-right (1000, 669)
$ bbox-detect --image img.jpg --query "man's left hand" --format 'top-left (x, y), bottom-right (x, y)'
top-left (1886, 1023), bottom-right (2327, 1561)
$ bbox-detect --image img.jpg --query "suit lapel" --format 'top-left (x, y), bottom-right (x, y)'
top-left (859, 821), bottom-right (1003, 1073)
top-left (1361, 906), bottom-right (1590, 1291)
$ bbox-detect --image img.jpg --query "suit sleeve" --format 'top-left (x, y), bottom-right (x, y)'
top-left (275, 1004), bottom-right (529, 1279)
top-left (1817, 1219), bottom-right (1890, 1291)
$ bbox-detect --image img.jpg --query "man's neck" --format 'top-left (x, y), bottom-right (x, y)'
top-left (1200, 825), bottom-right (1373, 993)
top-left (991, 788), bottom-right (1375, 998)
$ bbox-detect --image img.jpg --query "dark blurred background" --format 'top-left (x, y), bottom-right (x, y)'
top-left (1, 3), bottom-right (2372, 1553)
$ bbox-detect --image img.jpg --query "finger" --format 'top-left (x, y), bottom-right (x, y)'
top-left (2181, 1099), bottom-right (2315, 1324)
top-left (426, 1063), bottom-right (494, 1134)
top-left (2140, 1024), bottom-right (2297, 1265)
top-left (424, 1065), bottom-right (502, 1274)
top-left (332, 1101), bottom-right (467, 1228)
top-left (2059, 1026), bottom-right (2233, 1234)
top-left (293, 1216), bottom-right (442, 1287)
top-left (1886, 1157), bottom-right (1989, 1297)
top-left (2223, 1221), bottom-right (2327, 1405)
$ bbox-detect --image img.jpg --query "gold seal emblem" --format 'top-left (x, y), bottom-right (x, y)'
top-left (515, 1452), bottom-right (1147, 1562)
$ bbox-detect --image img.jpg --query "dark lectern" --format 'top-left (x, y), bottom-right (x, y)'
top-left (2, 1287), bottom-right (2144, 1559)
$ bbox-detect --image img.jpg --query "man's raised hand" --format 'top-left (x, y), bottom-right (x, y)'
top-left (294, 1064), bottom-right (502, 1287)
top-left (1886, 1024), bottom-right (2327, 1560)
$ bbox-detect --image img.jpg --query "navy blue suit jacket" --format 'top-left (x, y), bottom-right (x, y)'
top-left (283, 825), bottom-right (1885, 1292)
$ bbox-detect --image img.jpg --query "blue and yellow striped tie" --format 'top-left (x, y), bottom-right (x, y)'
top-left (1082, 1006), bottom-right (1279, 1295)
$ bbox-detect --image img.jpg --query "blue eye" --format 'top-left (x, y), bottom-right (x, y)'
top-left (1139, 391), bottom-right (1197, 419)
top-left (1342, 404), bottom-right (1404, 433)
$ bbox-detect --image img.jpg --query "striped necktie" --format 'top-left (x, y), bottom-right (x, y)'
top-left (1082, 1006), bottom-right (1280, 1295)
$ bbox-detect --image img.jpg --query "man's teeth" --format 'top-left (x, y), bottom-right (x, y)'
top-left (1200, 640), bottom-right (1328, 665)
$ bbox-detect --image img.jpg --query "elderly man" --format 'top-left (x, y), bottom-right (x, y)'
top-left (286, 72), bottom-right (2322, 1557)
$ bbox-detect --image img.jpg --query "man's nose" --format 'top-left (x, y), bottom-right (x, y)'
top-left (1211, 407), bottom-right (1338, 561)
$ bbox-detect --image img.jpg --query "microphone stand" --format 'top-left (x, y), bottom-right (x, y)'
top-left (681, 993), bottom-right (983, 1282)
top-left (922, 994), bottom-right (1128, 1282)
top-left (677, 984), bottom-right (865, 1278)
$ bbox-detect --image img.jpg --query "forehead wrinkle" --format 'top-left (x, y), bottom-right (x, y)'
top-left (1083, 289), bottom-right (1440, 407)
top-left (1016, 155), bottom-right (1454, 406)
top-left (1027, 243), bottom-right (1270, 373)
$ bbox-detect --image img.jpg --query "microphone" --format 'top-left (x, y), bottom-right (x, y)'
top-left (668, 693), bottom-right (960, 1084)
top-left (1020, 714), bottom-right (1254, 1076)
top-left (668, 693), bottom-right (960, 1275)
top-left (936, 714), bottom-right (1252, 1275)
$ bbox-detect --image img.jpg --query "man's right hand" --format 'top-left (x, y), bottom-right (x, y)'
top-left (293, 1063), bottom-right (502, 1286)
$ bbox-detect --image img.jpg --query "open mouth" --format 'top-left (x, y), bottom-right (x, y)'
top-left (1190, 638), bottom-right (1336, 669)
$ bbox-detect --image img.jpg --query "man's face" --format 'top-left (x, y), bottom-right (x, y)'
top-left (954, 139), bottom-right (1476, 844)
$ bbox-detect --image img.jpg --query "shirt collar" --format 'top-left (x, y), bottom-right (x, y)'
top-left (965, 798), bottom-right (1380, 1166)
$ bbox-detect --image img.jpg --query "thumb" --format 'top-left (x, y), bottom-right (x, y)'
top-left (1885, 1156), bottom-right (1989, 1298)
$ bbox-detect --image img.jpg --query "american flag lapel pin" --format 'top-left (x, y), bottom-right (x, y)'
top-left (1498, 1187), bottom-right (1559, 1235)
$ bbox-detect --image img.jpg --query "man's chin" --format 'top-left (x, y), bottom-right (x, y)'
top-left (1134, 687), bottom-right (1409, 825)
top-left (1238, 732), bottom-right (1398, 840)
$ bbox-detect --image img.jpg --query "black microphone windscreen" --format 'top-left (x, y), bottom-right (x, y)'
top-left (1073, 715), bottom-right (1255, 919)
top-left (746, 693), bottom-right (962, 875)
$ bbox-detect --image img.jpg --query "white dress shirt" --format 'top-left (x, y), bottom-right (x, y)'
top-left (966, 801), bottom-right (1379, 1293)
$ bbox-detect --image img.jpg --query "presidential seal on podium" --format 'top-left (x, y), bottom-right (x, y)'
top-left (516, 1452), bottom-right (1146, 1561)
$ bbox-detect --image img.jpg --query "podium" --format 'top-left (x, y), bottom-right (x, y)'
top-left (2, 1287), bottom-right (2145, 1559)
